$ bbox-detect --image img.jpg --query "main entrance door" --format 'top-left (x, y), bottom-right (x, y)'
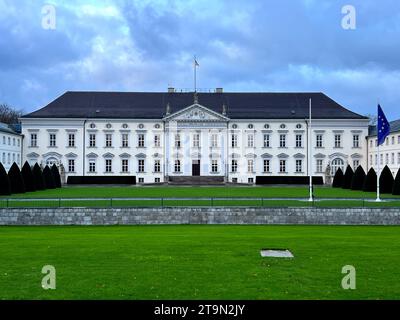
top-left (192, 160), bottom-right (200, 176)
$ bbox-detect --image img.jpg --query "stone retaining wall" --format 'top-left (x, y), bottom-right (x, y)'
top-left (1, 207), bottom-right (400, 225)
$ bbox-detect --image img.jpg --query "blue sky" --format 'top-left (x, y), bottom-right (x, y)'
top-left (0, 0), bottom-right (399, 119)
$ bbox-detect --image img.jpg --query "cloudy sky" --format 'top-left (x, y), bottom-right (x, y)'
top-left (0, 0), bottom-right (399, 119)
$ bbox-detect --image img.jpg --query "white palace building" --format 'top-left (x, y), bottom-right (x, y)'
top-left (20, 89), bottom-right (371, 184)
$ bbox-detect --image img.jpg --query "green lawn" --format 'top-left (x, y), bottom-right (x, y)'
top-left (1, 225), bottom-right (400, 300)
top-left (1, 186), bottom-right (399, 208)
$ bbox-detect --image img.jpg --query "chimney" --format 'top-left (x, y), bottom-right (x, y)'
top-left (215, 87), bottom-right (223, 93)
top-left (168, 87), bottom-right (175, 93)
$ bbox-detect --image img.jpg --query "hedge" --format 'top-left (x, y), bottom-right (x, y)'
top-left (21, 161), bottom-right (36, 192)
top-left (51, 164), bottom-right (62, 188)
top-left (32, 163), bottom-right (46, 190)
top-left (379, 165), bottom-right (394, 194)
top-left (393, 168), bottom-right (400, 195)
top-left (0, 162), bottom-right (11, 195)
top-left (8, 162), bottom-right (25, 194)
top-left (351, 166), bottom-right (366, 190)
top-left (363, 167), bottom-right (377, 192)
top-left (43, 165), bottom-right (56, 189)
top-left (332, 168), bottom-right (344, 188)
top-left (342, 165), bottom-right (354, 189)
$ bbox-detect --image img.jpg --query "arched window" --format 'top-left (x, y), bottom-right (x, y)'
top-left (331, 158), bottom-right (344, 175)
top-left (46, 157), bottom-right (58, 166)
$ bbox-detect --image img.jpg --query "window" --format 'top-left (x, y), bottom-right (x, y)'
top-left (380, 154), bottom-right (383, 165)
top-left (89, 161), bottom-right (96, 173)
top-left (353, 135), bottom-right (359, 148)
top-left (398, 153), bottom-right (400, 164)
top-left (155, 178), bottom-right (161, 183)
top-left (7, 153), bottom-right (10, 164)
top-left (105, 159), bottom-right (112, 172)
top-left (175, 134), bottom-right (181, 148)
top-left (138, 159), bottom-right (145, 172)
top-left (316, 135), bottom-right (323, 148)
top-left (398, 136), bottom-right (400, 144)
top-left (392, 136), bottom-right (395, 145)
top-left (331, 158), bottom-right (344, 175)
top-left (279, 134), bottom-right (286, 148)
top-left (211, 134), bottom-right (218, 148)
top-left (89, 134), bottom-right (96, 147)
top-left (17, 139), bottom-right (20, 147)
top-left (248, 178), bottom-right (254, 184)
top-left (231, 160), bottom-right (238, 173)
top-left (105, 134), bottom-right (112, 147)
top-left (385, 153), bottom-right (389, 165)
top-left (263, 159), bottom-right (270, 172)
top-left (49, 134), bottom-right (56, 147)
top-left (8, 137), bottom-right (10, 145)
top-left (13, 138), bottom-right (15, 146)
top-left (30, 134), bottom-right (37, 147)
top-left (2, 136), bottom-right (4, 144)
top-left (295, 135), bottom-right (302, 148)
top-left (375, 154), bottom-right (377, 165)
top-left (211, 160), bottom-right (218, 173)
top-left (334, 134), bottom-right (341, 148)
top-left (370, 140), bottom-right (373, 148)
top-left (12, 153), bottom-right (15, 163)
top-left (68, 159), bottom-right (75, 172)
top-left (138, 134), bottom-right (145, 147)
top-left (193, 134), bottom-right (200, 147)
top-left (17, 154), bottom-right (20, 163)
top-left (247, 159), bottom-right (254, 173)
top-left (386, 138), bottom-right (389, 146)
top-left (138, 178), bottom-right (144, 183)
top-left (174, 160), bottom-right (181, 172)
top-left (279, 160), bottom-right (286, 173)
top-left (263, 134), bottom-right (270, 148)
top-left (391, 153), bottom-right (395, 164)
top-left (154, 134), bottom-right (161, 147)
top-left (232, 178), bottom-right (238, 183)
top-left (231, 134), bottom-right (238, 147)
top-left (295, 160), bottom-right (302, 173)
top-left (353, 160), bottom-right (359, 169)
top-left (122, 134), bottom-right (129, 147)
top-left (247, 134), bottom-right (254, 147)
top-left (154, 160), bottom-right (161, 172)
top-left (370, 155), bottom-right (373, 166)
top-left (122, 159), bottom-right (129, 172)
top-left (2, 153), bottom-right (4, 163)
top-left (68, 133), bottom-right (75, 147)
top-left (316, 159), bottom-right (323, 173)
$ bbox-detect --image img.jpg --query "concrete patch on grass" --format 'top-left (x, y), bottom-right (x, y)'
top-left (260, 249), bottom-right (294, 258)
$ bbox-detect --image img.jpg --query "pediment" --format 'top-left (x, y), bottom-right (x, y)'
top-left (261, 153), bottom-right (273, 159)
top-left (26, 152), bottom-right (40, 158)
top-left (153, 153), bottom-right (163, 158)
top-left (191, 152), bottom-right (201, 159)
top-left (135, 153), bottom-right (147, 159)
top-left (102, 152), bottom-right (115, 158)
top-left (293, 153), bottom-right (305, 159)
top-left (42, 152), bottom-right (62, 159)
top-left (86, 152), bottom-right (98, 158)
top-left (65, 152), bottom-right (78, 158)
top-left (329, 152), bottom-right (348, 159)
top-left (164, 104), bottom-right (229, 122)
top-left (229, 153), bottom-right (241, 159)
top-left (119, 153), bottom-right (131, 158)
top-left (351, 153), bottom-right (363, 159)
top-left (314, 153), bottom-right (326, 158)
top-left (245, 153), bottom-right (257, 159)
top-left (277, 153), bottom-right (289, 159)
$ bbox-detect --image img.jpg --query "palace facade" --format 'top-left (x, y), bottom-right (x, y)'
top-left (20, 90), bottom-right (370, 184)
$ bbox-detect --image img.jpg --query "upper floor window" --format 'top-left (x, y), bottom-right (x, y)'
top-left (12, 138), bottom-right (15, 146)
top-left (295, 160), bottom-right (303, 173)
top-left (316, 134), bottom-right (323, 148)
top-left (122, 134), bottom-right (129, 147)
top-left (154, 134), bottom-right (161, 147)
top-left (49, 134), bottom-right (56, 147)
top-left (295, 134), bottom-right (303, 148)
top-left (211, 160), bottom-right (218, 173)
top-left (279, 160), bottom-right (286, 173)
top-left (247, 134), bottom-right (254, 148)
top-left (353, 135), bottom-right (360, 148)
top-left (391, 153), bottom-right (395, 164)
top-left (211, 134), bottom-right (218, 148)
top-left (398, 136), bottom-right (400, 144)
top-left (89, 134), bottom-right (96, 147)
top-left (137, 134), bottom-right (145, 148)
top-left (105, 134), bottom-right (112, 147)
top-left (17, 139), bottom-right (20, 147)
top-left (231, 134), bottom-right (238, 148)
top-left (174, 160), bottom-right (181, 172)
top-left (105, 159), bottom-right (112, 172)
top-left (68, 159), bottom-right (75, 172)
top-left (392, 136), bottom-right (395, 145)
top-left (68, 133), bottom-right (75, 147)
top-left (8, 137), bottom-right (10, 145)
top-left (263, 134), bottom-right (270, 148)
top-left (122, 159), bottom-right (129, 172)
top-left (30, 134), bottom-right (37, 147)
top-left (231, 160), bottom-right (238, 173)
top-left (175, 134), bottom-right (181, 148)
top-left (193, 134), bottom-right (200, 148)
top-left (334, 134), bottom-right (341, 148)
top-left (154, 160), bottom-right (161, 172)
top-left (263, 159), bottom-right (270, 172)
top-left (370, 140), bottom-right (373, 148)
top-left (138, 159), bottom-right (145, 172)
top-left (279, 134), bottom-right (286, 148)
top-left (247, 159), bottom-right (254, 173)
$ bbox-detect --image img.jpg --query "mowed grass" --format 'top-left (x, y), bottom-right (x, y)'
top-left (1, 186), bottom-right (400, 208)
top-left (1, 225), bottom-right (400, 300)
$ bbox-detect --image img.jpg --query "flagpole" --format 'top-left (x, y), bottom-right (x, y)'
top-left (308, 98), bottom-right (313, 202)
top-left (194, 56), bottom-right (197, 92)
top-left (377, 142), bottom-right (381, 202)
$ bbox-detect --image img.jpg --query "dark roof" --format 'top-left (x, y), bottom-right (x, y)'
top-left (0, 122), bottom-right (21, 135)
top-left (369, 119), bottom-right (400, 136)
top-left (22, 91), bottom-right (368, 120)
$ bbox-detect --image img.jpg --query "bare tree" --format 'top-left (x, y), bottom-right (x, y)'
top-left (0, 104), bottom-right (23, 124)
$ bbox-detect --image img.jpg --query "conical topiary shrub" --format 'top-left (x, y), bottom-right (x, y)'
top-left (8, 163), bottom-right (25, 194)
top-left (351, 166), bottom-right (366, 190)
top-left (32, 163), bottom-right (45, 190)
top-left (0, 162), bottom-right (11, 195)
top-left (51, 164), bottom-right (62, 188)
top-left (332, 168), bottom-right (344, 188)
top-left (21, 161), bottom-right (36, 192)
top-left (342, 165), bottom-right (354, 189)
top-left (393, 168), bottom-right (400, 196)
top-left (379, 165), bottom-right (394, 194)
top-left (43, 165), bottom-right (56, 189)
top-left (363, 167), bottom-right (377, 192)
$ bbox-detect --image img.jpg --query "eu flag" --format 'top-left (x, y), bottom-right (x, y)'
top-left (377, 104), bottom-right (390, 146)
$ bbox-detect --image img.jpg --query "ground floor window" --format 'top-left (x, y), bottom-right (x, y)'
top-left (174, 160), bottom-right (181, 173)
top-left (154, 160), bottom-right (161, 172)
top-left (155, 177), bottom-right (161, 183)
top-left (316, 159), bottom-right (323, 173)
top-left (68, 159), bottom-right (75, 172)
top-left (138, 177), bottom-right (144, 183)
top-left (89, 160), bottom-right (96, 173)
top-left (248, 177), bottom-right (254, 184)
top-left (247, 159), bottom-right (254, 173)
top-left (122, 159), bottom-right (129, 172)
top-left (353, 160), bottom-right (359, 169)
top-left (211, 160), bottom-right (218, 173)
top-left (232, 178), bottom-right (238, 183)
top-left (263, 159), bottom-right (270, 172)
top-left (231, 160), bottom-right (237, 173)
top-left (279, 160), bottom-right (286, 173)
top-left (105, 159), bottom-right (112, 173)
top-left (331, 158), bottom-right (344, 175)
top-left (295, 160), bottom-right (302, 173)
top-left (138, 159), bottom-right (145, 173)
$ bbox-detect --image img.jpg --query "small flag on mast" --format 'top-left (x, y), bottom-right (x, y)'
top-left (194, 57), bottom-right (199, 67)
top-left (377, 104), bottom-right (390, 146)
